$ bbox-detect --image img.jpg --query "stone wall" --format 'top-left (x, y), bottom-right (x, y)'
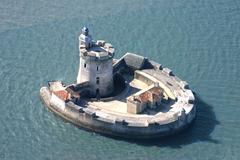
top-left (40, 86), bottom-right (196, 139)
top-left (77, 54), bottom-right (114, 97)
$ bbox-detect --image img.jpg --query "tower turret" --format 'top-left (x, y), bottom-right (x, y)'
top-left (77, 27), bottom-right (115, 97)
top-left (79, 27), bottom-right (92, 49)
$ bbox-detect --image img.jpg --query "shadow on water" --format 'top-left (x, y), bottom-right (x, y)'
top-left (108, 94), bottom-right (220, 148)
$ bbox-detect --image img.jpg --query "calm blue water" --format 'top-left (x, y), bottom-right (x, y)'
top-left (0, 0), bottom-right (240, 159)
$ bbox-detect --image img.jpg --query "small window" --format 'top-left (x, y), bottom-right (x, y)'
top-left (96, 77), bottom-right (100, 84)
top-left (188, 100), bottom-right (194, 104)
top-left (84, 63), bottom-right (86, 68)
top-left (97, 66), bottom-right (99, 71)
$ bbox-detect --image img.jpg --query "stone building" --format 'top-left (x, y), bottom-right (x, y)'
top-left (77, 27), bottom-right (115, 97)
top-left (127, 83), bottom-right (164, 114)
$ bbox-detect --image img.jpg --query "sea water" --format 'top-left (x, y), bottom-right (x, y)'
top-left (0, 0), bottom-right (240, 159)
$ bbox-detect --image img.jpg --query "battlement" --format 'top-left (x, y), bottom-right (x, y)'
top-left (80, 40), bottom-right (115, 61)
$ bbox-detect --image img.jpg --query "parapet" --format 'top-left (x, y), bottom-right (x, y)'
top-left (80, 40), bottom-right (114, 61)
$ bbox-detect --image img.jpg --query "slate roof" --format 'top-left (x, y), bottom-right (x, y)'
top-left (123, 52), bottom-right (154, 70)
top-left (113, 53), bottom-right (154, 73)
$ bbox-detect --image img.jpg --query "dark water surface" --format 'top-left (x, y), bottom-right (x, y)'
top-left (0, 0), bottom-right (239, 159)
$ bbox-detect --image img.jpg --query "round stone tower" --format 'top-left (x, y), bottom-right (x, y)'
top-left (77, 27), bottom-right (115, 97)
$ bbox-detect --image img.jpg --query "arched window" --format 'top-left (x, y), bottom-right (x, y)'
top-left (96, 77), bottom-right (100, 84)
top-left (84, 63), bottom-right (86, 68)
